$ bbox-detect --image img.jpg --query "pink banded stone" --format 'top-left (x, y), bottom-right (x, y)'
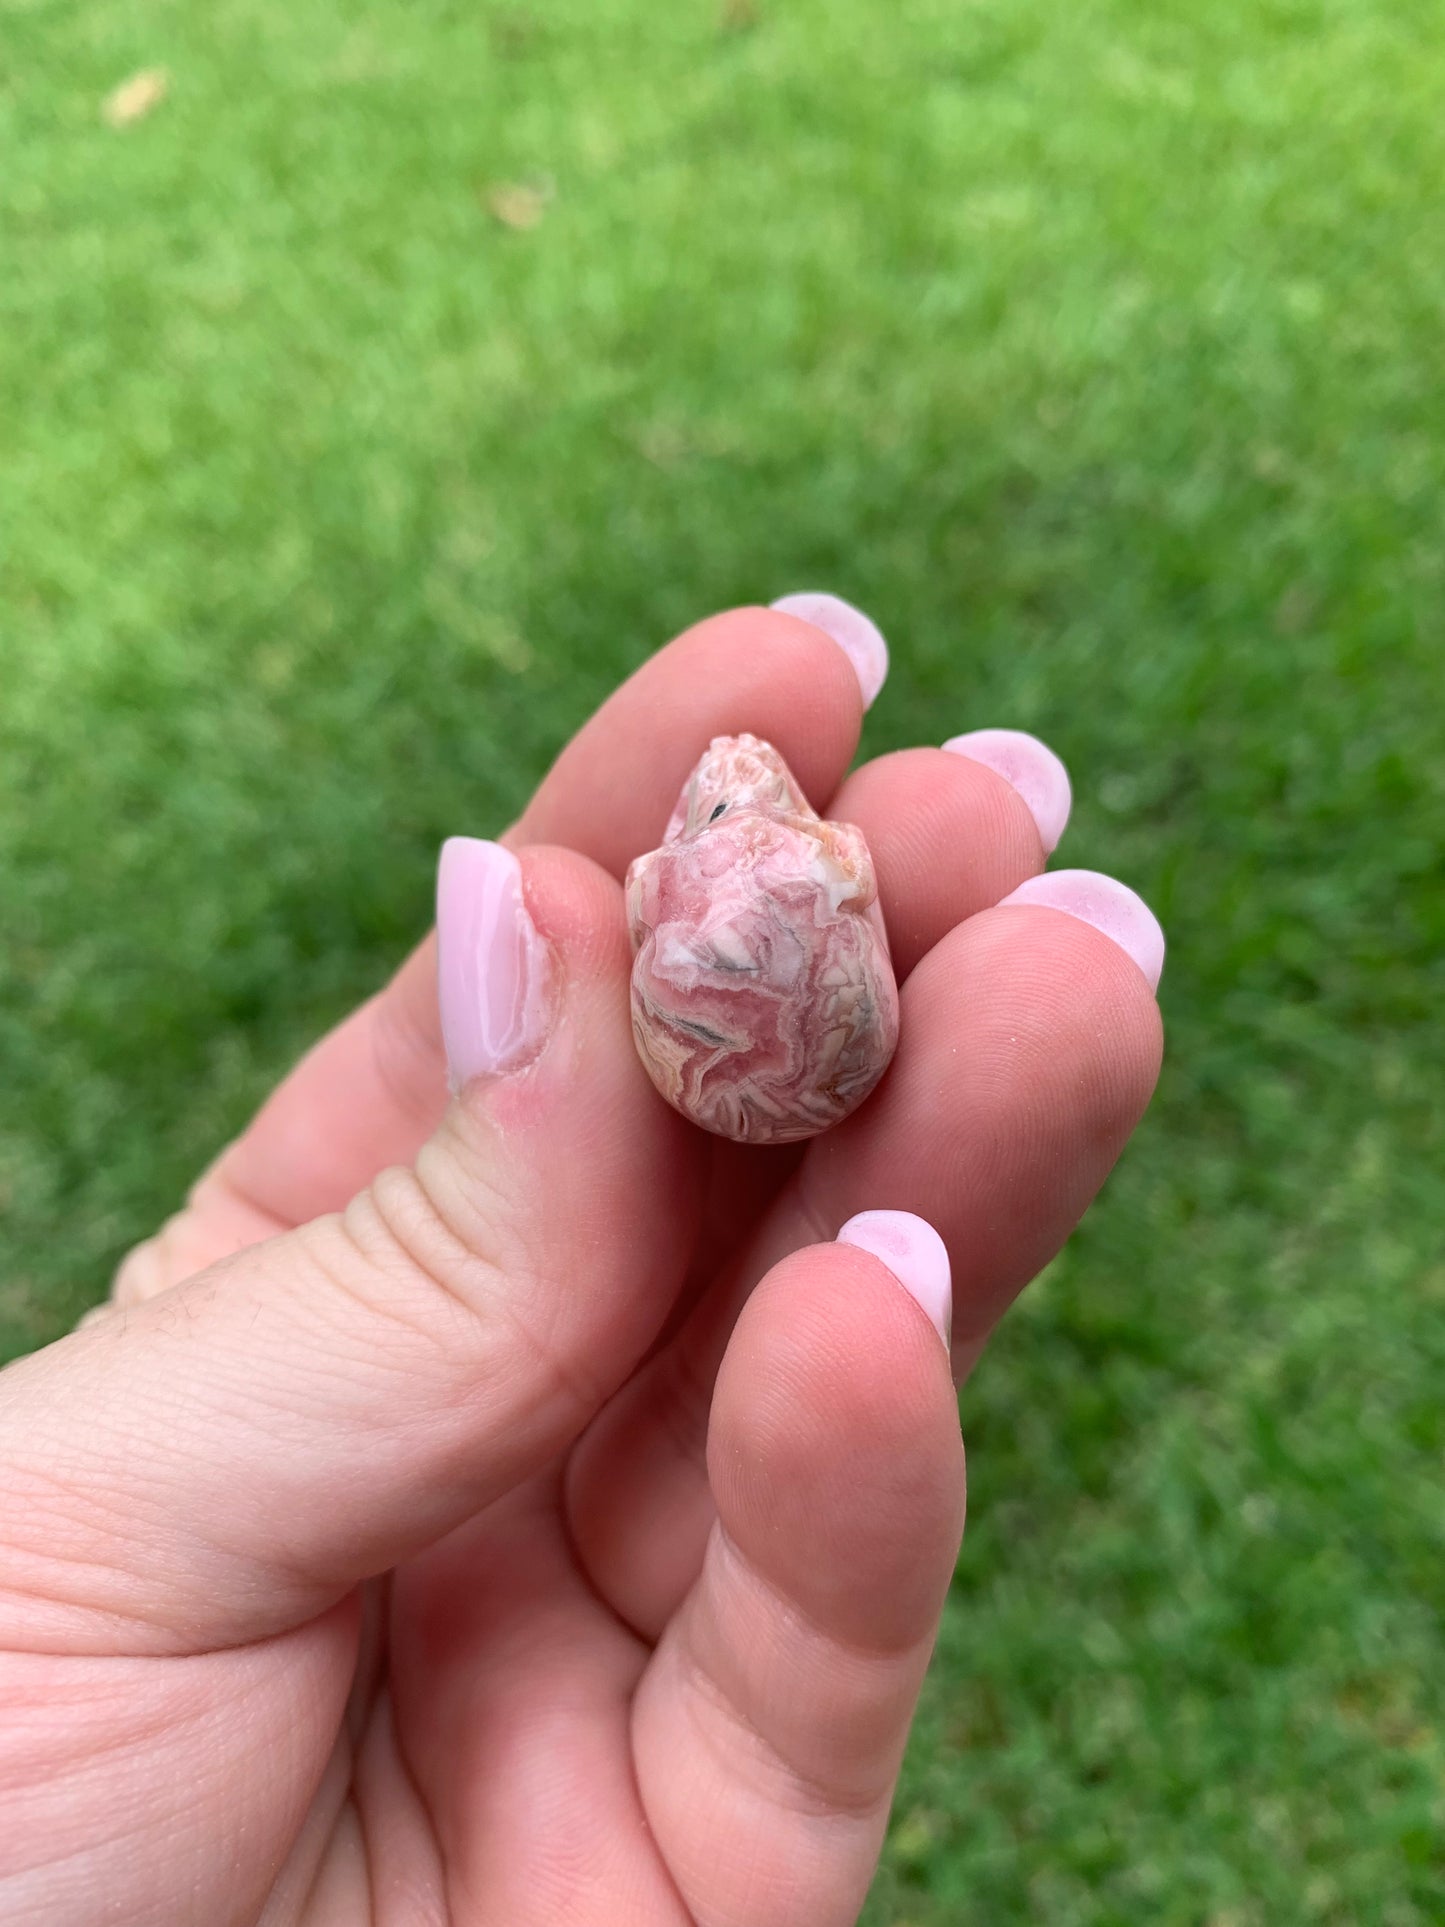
top-left (625, 734), bottom-right (900, 1144)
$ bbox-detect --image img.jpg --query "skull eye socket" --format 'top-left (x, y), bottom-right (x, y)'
top-left (709, 801), bottom-right (728, 822)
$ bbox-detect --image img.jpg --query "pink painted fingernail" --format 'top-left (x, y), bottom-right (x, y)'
top-left (942, 728), bottom-right (1073, 855)
top-left (837, 1210), bottom-right (952, 1350)
top-left (770, 593), bottom-right (889, 709)
top-left (437, 839), bottom-right (553, 1090)
top-left (998, 869), bottom-right (1166, 991)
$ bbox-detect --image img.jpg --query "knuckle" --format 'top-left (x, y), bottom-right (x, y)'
top-left (313, 1153), bottom-right (605, 1431)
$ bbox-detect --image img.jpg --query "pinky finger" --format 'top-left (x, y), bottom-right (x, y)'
top-left (631, 1217), bottom-right (965, 1927)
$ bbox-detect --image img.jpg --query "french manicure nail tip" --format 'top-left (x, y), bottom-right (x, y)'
top-left (998, 869), bottom-right (1165, 991)
top-left (837, 1209), bottom-right (952, 1348)
top-left (942, 728), bottom-right (1073, 855)
top-left (769, 593), bottom-right (890, 709)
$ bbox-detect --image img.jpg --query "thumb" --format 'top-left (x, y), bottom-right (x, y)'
top-left (0, 842), bottom-right (697, 1655)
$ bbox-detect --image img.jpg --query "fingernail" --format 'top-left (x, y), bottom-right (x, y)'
top-left (836, 1210), bottom-right (952, 1350)
top-left (942, 728), bottom-right (1072, 855)
top-left (769, 593), bottom-right (889, 709)
top-left (437, 838), bottom-right (553, 1089)
top-left (997, 869), bottom-right (1166, 991)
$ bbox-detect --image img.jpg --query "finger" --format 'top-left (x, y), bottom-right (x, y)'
top-left (511, 601), bottom-right (871, 878)
top-left (824, 741), bottom-right (1053, 981)
top-left (568, 877), bottom-right (1163, 1636)
top-left (1, 842), bottom-right (699, 1655)
top-left (632, 1222), bottom-right (965, 1927)
top-left (117, 601), bottom-right (874, 1284)
top-left (806, 879), bottom-right (1164, 1369)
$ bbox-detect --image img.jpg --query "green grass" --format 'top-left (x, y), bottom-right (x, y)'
top-left (4, 0), bottom-right (1443, 1918)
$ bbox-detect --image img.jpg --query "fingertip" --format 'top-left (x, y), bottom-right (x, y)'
top-left (998, 869), bottom-right (1166, 991)
top-left (823, 747), bottom-right (1044, 978)
top-left (943, 728), bottom-right (1073, 855)
top-left (836, 1210), bottom-right (951, 1352)
top-left (769, 593), bottom-right (890, 709)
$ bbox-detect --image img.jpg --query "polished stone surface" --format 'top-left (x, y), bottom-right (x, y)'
top-left (626, 734), bottom-right (900, 1143)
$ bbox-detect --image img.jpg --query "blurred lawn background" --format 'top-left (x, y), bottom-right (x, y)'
top-left (3, 0), bottom-right (1443, 1919)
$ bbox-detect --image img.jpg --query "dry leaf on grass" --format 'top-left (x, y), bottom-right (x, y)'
top-left (103, 69), bottom-right (169, 128)
top-left (482, 181), bottom-right (551, 230)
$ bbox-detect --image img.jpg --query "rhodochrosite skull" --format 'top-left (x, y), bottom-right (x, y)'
top-left (625, 734), bottom-right (900, 1144)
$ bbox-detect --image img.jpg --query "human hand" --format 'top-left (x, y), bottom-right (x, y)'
top-left (0, 602), bottom-right (1163, 1926)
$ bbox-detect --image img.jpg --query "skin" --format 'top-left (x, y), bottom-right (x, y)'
top-left (0, 608), bottom-right (1163, 1927)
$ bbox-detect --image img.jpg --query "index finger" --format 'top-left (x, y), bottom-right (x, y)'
top-left (508, 601), bottom-right (872, 874)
